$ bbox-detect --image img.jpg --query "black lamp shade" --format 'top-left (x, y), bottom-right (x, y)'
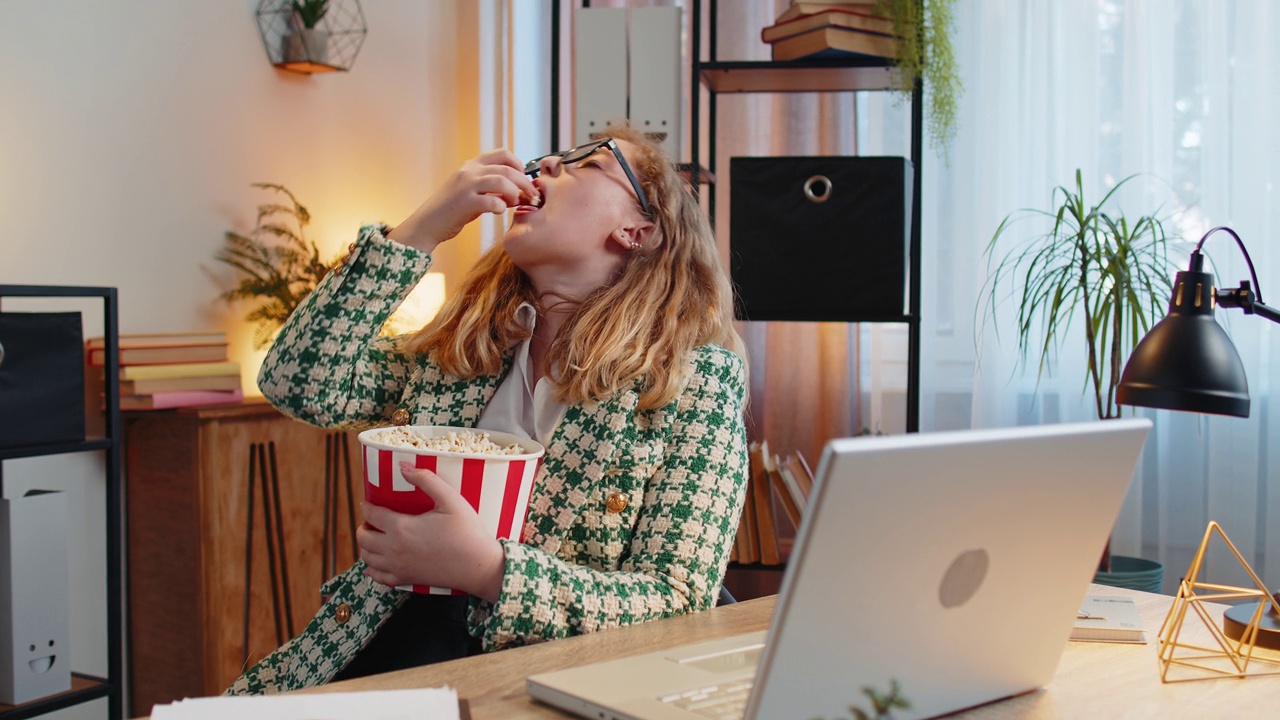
top-left (1117, 268), bottom-right (1251, 417)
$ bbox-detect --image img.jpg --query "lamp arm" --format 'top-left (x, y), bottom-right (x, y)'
top-left (1216, 282), bottom-right (1280, 325)
top-left (1253, 301), bottom-right (1280, 325)
top-left (1244, 297), bottom-right (1274, 322)
top-left (1195, 226), bottom-right (1266, 304)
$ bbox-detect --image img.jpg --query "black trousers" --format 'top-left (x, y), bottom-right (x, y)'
top-left (331, 593), bottom-right (482, 681)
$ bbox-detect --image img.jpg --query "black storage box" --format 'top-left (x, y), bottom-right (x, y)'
top-left (0, 313), bottom-right (86, 448)
top-left (729, 156), bottom-right (913, 322)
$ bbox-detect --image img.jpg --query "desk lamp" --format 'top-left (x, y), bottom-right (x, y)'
top-left (1116, 225), bottom-right (1280, 651)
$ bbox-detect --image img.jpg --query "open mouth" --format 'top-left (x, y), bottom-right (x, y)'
top-left (514, 182), bottom-right (544, 215)
top-left (29, 655), bottom-right (55, 674)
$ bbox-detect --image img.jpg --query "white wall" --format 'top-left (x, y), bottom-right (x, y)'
top-left (0, 2), bottom-right (486, 716)
top-left (1, 0), bottom-right (484, 363)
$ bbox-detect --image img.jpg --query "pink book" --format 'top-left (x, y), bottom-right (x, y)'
top-left (119, 388), bottom-right (245, 411)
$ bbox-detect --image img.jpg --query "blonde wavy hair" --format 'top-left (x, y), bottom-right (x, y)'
top-left (408, 126), bottom-right (744, 410)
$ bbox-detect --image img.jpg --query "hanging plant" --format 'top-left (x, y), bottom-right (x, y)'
top-left (876, 0), bottom-right (962, 160)
top-left (255, 0), bottom-right (367, 73)
top-left (216, 183), bottom-right (341, 349)
top-left (291, 0), bottom-right (330, 29)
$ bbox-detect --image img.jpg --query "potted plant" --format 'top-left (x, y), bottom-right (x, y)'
top-left (216, 183), bottom-right (340, 349)
top-left (876, 0), bottom-right (961, 160)
top-left (981, 170), bottom-right (1174, 592)
top-left (284, 0), bottom-right (330, 65)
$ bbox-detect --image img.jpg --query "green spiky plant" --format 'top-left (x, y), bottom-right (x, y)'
top-left (216, 183), bottom-right (340, 349)
top-left (875, 0), bottom-right (961, 161)
top-left (981, 170), bottom-right (1175, 421)
top-left (291, 0), bottom-right (330, 29)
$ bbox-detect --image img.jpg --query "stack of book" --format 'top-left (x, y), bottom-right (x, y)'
top-left (1070, 595), bottom-right (1147, 644)
top-left (86, 332), bottom-right (244, 410)
top-left (762, 2), bottom-right (900, 62)
top-left (730, 441), bottom-right (815, 566)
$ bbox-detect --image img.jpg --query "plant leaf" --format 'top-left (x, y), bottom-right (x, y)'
top-left (979, 169), bottom-right (1178, 418)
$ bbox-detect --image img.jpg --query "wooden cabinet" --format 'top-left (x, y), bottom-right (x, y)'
top-left (125, 398), bottom-right (360, 716)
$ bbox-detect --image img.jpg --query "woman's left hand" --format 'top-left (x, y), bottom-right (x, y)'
top-left (357, 461), bottom-right (507, 602)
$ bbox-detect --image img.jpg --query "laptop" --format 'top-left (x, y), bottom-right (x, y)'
top-left (527, 418), bottom-right (1152, 720)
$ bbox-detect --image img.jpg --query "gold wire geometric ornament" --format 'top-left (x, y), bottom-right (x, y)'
top-left (1156, 521), bottom-right (1280, 682)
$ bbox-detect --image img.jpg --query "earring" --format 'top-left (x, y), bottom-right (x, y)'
top-left (629, 239), bottom-right (643, 251)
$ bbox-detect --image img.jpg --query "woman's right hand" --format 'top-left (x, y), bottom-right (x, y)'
top-left (387, 149), bottom-right (536, 255)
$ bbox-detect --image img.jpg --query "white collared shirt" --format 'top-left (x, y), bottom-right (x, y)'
top-left (475, 302), bottom-right (568, 446)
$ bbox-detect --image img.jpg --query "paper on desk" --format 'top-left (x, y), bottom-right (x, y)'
top-left (150, 686), bottom-right (460, 720)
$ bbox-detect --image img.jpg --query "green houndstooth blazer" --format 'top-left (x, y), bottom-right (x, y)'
top-left (226, 225), bottom-right (749, 695)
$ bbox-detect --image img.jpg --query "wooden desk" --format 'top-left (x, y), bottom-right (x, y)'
top-left (295, 584), bottom-right (1277, 718)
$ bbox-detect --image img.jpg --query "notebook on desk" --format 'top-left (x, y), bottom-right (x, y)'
top-left (527, 419), bottom-right (1153, 720)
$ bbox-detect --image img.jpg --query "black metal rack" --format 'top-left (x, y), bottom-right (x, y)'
top-left (689, 0), bottom-right (922, 433)
top-left (0, 285), bottom-right (123, 720)
top-left (549, 0), bottom-right (921, 431)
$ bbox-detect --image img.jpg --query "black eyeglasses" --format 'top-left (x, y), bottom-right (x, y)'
top-left (524, 137), bottom-right (652, 219)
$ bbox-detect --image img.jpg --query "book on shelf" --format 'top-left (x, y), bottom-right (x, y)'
top-left (749, 442), bottom-right (783, 565)
top-left (88, 342), bottom-right (228, 367)
top-left (119, 388), bottom-right (245, 411)
top-left (86, 331), bottom-right (226, 349)
top-left (785, 452), bottom-right (815, 501)
top-left (1070, 595), bottom-right (1147, 644)
top-left (117, 361), bottom-right (241, 381)
top-left (763, 7), bottom-right (896, 43)
top-left (769, 453), bottom-right (805, 529)
top-left (735, 462), bottom-right (760, 564)
top-left (777, 1), bottom-right (881, 25)
top-left (119, 374), bottom-right (242, 395)
top-left (771, 25), bottom-right (901, 62)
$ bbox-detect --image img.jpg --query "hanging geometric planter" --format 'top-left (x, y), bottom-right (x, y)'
top-left (255, 0), bottom-right (367, 74)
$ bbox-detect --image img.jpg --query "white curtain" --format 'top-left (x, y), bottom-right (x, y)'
top-left (859, 0), bottom-right (1280, 593)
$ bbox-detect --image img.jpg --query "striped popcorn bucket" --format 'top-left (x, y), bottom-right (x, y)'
top-left (357, 425), bottom-right (545, 595)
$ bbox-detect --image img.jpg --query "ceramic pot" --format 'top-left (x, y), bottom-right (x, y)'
top-left (283, 27), bottom-right (329, 64)
top-left (1094, 555), bottom-right (1164, 594)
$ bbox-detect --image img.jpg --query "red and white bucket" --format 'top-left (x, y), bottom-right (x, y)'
top-left (357, 425), bottom-right (545, 595)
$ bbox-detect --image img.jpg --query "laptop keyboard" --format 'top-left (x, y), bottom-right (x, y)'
top-left (659, 680), bottom-right (754, 719)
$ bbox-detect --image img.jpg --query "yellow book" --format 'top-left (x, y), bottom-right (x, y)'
top-left (119, 374), bottom-right (243, 395)
top-left (118, 361), bottom-right (241, 381)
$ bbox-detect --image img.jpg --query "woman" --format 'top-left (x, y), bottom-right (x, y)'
top-left (228, 128), bottom-right (748, 694)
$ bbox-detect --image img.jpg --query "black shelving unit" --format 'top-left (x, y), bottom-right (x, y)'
top-left (0, 285), bottom-right (123, 720)
top-left (549, 0), bottom-right (921, 432)
top-left (689, 0), bottom-right (922, 433)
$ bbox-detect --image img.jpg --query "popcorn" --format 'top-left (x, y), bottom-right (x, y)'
top-left (368, 427), bottom-right (526, 456)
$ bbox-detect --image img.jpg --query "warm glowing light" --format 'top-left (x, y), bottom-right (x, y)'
top-left (385, 272), bottom-right (448, 336)
top-left (238, 345), bottom-right (271, 399)
top-left (232, 273), bottom-right (447, 399)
